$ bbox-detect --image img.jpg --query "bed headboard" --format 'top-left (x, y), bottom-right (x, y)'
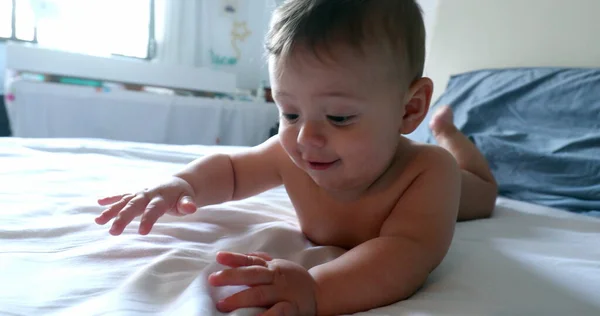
top-left (425, 0), bottom-right (600, 103)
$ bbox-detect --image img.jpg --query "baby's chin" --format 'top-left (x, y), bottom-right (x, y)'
top-left (304, 166), bottom-right (344, 187)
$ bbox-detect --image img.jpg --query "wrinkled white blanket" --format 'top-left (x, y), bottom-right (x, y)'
top-left (1, 138), bottom-right (599, 316)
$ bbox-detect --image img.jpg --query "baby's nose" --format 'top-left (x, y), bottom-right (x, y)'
top-left (297, 121), bottom-right (326, 149)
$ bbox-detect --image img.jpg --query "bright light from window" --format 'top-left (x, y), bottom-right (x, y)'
top-left (16, 0), bottom-right (36, 41)
top-left (27, 0), bottom-right (151, 58)
top-left (0, 0), bottom-right (12, 38)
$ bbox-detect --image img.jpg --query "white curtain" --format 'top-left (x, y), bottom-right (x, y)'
top-left (153, 0), bottom-right (278, 90)
top-left (154, 0), bottom-right (205, 67)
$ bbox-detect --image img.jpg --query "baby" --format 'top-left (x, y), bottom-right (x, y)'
top-left (95, 0), bottom-right (498, 315)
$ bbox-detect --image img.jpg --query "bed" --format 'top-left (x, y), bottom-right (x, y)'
top-left (2, 0), bottom-right (600, 315)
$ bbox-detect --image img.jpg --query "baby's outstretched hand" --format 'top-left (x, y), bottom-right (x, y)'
top-left (95, 176), bottom-right (197, 235)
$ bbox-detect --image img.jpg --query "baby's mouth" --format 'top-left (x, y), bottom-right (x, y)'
top-left (307, 160), bottom-right (339, 171)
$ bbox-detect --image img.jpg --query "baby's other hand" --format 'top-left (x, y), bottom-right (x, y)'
top-left (95, 176), bottom-right (197, 236)
top-left (209, 252), bottom-right (317, 316)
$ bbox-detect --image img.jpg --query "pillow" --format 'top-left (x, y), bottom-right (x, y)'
top-left (427, 68), bottom-right (600, 213)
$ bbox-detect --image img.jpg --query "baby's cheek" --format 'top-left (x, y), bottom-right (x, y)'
top-left (348, 142), bottom-right (375, 163)
top-left (278, 130), bottom-right (301, 160)
top-left (278, 128), bottom-right (295, 147)
top-left (361, 140), bottom-right (390, 164)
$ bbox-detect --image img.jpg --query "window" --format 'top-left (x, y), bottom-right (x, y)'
top-left (0, 0), bottom-right (155, 59)
top-left (0, 0), bottom-right (13, 39)
top-left (0, 0), bottom-right (36, 42)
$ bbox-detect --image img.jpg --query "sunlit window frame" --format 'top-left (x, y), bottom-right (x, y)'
top-left (0, 0), bottom-right (157, 60)
top-left (0, 0), bottom-right (38, 43)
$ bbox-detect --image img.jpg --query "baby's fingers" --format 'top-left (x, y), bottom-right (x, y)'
top-left (97, 194), bottom-right (127, 206)
top-left (176, 196), bottom-right (197, 215)
top-left (139, 197), bottom-right (170, 235)
top-left (95, 195), bottom-right (133, 225)
top-left (109, 195), bottom-right (150, 235)
top-left (260, 301), bottom-right (297, 316)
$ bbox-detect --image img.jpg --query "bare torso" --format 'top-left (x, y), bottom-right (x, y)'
top-left (278, 141), bottom-right (425, 249)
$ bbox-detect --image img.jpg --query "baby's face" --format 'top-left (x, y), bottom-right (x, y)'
top-left (270, 46), bottom-right (408, 194)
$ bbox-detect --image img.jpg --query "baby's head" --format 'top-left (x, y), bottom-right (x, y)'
top-left (266, 0), bottom-right (433, 193)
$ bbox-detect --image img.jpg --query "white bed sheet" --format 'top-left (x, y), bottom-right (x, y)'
top-left (1, 138), bottom-right (600, 316)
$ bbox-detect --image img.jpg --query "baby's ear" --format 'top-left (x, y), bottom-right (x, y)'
top-left (400, 77), bottom-right (433, 134)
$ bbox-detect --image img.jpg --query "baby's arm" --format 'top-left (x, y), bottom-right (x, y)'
top-left (309, 147), bottom-right (461, 315)
top-left (176, 136), bottom-right (284, 208)
top-left (97, 136), bottom-right (284, 235)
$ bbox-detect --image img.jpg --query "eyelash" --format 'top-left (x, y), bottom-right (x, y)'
top-left (282, 113), bottom-right (299, 122)
top-left (327, 115), bottom-right (354, 125)
top-left (281, 113), bottom-right (355, 126)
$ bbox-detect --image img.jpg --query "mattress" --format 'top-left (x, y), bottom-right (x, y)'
top-left (1, 137), bottom-right (600, 316)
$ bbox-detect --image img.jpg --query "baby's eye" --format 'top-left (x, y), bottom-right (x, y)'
top-left (327, 115), bottom-right (355, 125)
top-left (282, 113), bottom-right (299, 122)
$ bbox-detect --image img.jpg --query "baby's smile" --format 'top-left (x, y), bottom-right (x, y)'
top-left (307, 159), bottom-right (340, 171)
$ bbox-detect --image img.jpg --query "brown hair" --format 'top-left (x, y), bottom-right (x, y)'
top-left (265, 0), bottom-right (426, 89)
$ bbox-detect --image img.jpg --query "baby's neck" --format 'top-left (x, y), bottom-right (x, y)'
top-left (323, 159), bottom-right (401, 203)
top-left (323, 186), bottom-right (370, 203)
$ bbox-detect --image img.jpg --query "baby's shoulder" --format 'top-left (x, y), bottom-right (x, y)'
top-left (367, 142), bottom-right (457, 197)
top-left (397, 141), bottom-right (458, 177)
top-left (411, 142), bottom-right (455, 164)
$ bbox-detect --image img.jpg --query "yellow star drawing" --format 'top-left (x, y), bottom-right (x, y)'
top-left (231, 21), bottom-right (252, 59)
